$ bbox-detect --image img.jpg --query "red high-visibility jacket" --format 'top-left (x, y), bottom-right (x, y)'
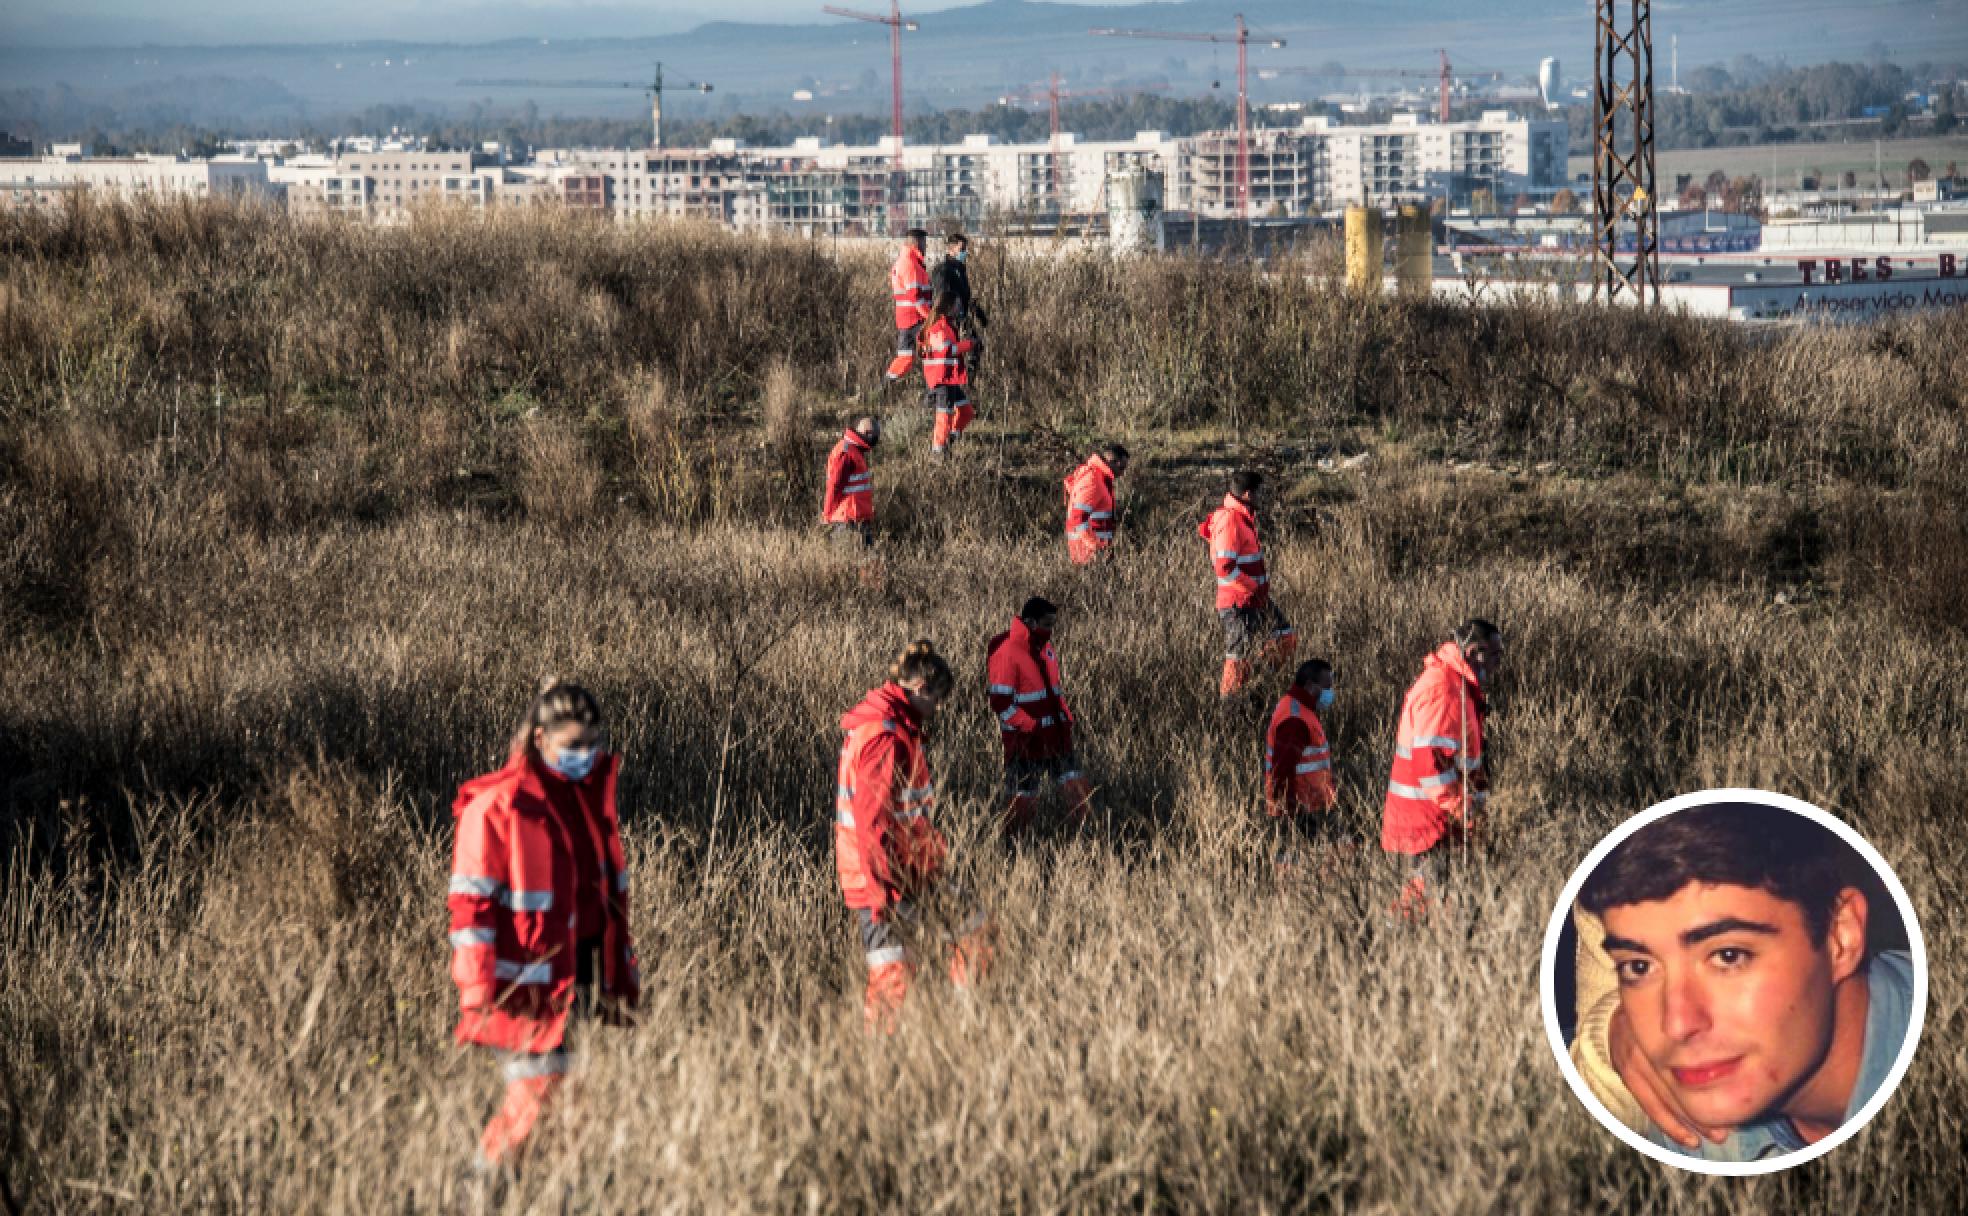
top-left (1198, 493), bottom-right (1270, 611)
top-left (986, 616), bottom-right (1075, 760)
top-left (920, 317), bottom-right (973, 389)
top-left (1265, 688), bottom-right (1336, 817)
top-left (1064, 455), bottom-right (1118, 564)
top-left (835, 683), bottom-right (949, 914)
top-left (890, 246), bottom-right (930, 328)
top-left (822, 428), bottom-right (874, 524)
top-left (1381, 641), bottom-right (1489, 855)
top-left (449, 751), bottom-right (640, 1053)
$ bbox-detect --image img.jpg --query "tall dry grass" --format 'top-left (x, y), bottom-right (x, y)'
top-left (2, 199), bottom-right (1966, 1213)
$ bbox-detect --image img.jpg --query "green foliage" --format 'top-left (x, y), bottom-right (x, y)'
top-left (1566, 58), bottom-right (1962, 152)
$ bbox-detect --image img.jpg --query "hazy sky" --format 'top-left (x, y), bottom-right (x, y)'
top-left (0, 0), bottom-right (1143, 48)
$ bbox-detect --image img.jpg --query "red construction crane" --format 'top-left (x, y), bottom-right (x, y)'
top-left (998, 75), bottom-right (1168, 207)
top-left (1260, 52), bottom-right (1504, 122)
top-left (1091, 14), bottom-right (1285, 220)
top-left (824, 3), bottom-right (918, 229)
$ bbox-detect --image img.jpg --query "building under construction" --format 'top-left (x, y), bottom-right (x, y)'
top-left (4, 111), bottom-right (1565, 236)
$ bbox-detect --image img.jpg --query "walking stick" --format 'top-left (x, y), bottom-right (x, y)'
top-left (1459, 668), bottom-right (1470, 873)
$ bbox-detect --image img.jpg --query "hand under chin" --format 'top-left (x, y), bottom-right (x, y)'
top-left (1675, 1082), bottom-right (1769, 1130)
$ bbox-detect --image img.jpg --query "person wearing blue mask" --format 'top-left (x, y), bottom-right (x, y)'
top-left (448, 680), bottom-right (640, 1177)
top-left (930, 232), bottom-right (987, 377)
top-left (1264, 659), bottom-right (1338, 867)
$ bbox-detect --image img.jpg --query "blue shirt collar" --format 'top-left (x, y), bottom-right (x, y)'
top-left (1652, 949), bottom-right (1914, 1161)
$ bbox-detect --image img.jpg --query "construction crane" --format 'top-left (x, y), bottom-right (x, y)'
top-left (455, 63), bottom-right (711, 149)
top-left (1258, 52), bottom-right (1504, 122)
top-left (824, 3), bottom-right (918, 231)
top-left (1090, 14), bottom-right (1285, 220)
top-left (997, 75), bottom-right (1168, 208)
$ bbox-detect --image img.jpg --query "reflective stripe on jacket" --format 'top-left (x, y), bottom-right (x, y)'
top-left (1064, 455), bottom-right (1117, 563)
top-left (1265, 688), bottom-right (1335, 816)
top-left (823, 429), bottom-right (874, 524)
top-left (1198, 493), bottom-right (1269, 610)
top-left (835, 683), bottom-right (949, 912)
top-left (920, 317), bottom-right (973, 389)
top-left (1381, 641), bottom-right (1488, 855)
top-left (985, 617), bottom-right (1075, 761)
top-left (449, 751), bottom-right (639, 1053)
top-left (890, 246), bottom-right (931, 327)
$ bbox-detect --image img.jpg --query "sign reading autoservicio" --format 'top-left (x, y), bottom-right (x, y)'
top-left (1737, 256), bottom-right (1968, 321)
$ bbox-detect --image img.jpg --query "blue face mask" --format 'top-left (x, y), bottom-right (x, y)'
top-left (1316, 687), bottom-right (1335, 711)
top-left (954, 250), bottom-right (967, 263)
top-left (546, 745), bottom-right (597, 782)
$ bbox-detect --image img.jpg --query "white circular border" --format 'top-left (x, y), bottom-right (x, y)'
top-left (1538, 787), bottom-right (1930, 1176)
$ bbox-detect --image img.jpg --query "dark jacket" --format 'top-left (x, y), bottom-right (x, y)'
top-left (930, 256), bottom-right (986, 326)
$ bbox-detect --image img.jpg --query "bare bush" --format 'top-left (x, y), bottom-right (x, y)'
top-left (518, 417), bottom-right (602, 527)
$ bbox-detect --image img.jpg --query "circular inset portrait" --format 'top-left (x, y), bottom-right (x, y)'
top-left (1540, 789), bottom-right (1928, 1175)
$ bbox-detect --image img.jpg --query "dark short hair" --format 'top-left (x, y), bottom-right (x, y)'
top-left (1230, 469), bottom-right (1263, 496)
top-left (1019, 595), bottom-right (1058, 622)
top-left (1455, 618), bottom-right (1501, 650)
top-left (946, 232), bottom-right (968, 247)
top-left (906, 227), bottom-right (929, 241)
top-left (1579, 803), bottom-right (1861, 945)
top-left (1294, 659), bottom-right (1332, 688)
top-left (1101, 443), bottom-right (1130, 464)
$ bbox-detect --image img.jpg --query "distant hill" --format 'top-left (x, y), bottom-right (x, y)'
top-left (1, 0), bottom-right (1959, 139)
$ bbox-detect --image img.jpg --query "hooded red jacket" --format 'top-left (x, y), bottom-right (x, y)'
top-left (1064, 455), bottom-right (1118, 563)
top-left (448, 751), bottom-right (640, 1053)
top-left (985, 616), bottom-right (1075, 760)
top-left (822, 428), bottom-right (874, 524)
top-left (1381, 642), bottom-right (1489, 855)
top-left (920, 316), bottom-right (974, 389)
top-left (1199, 493), bottom-right (1270, 611)
top-left (835, 683), bottom-right (949, 914)
top-left (890, 245), bottom-right (931, 328)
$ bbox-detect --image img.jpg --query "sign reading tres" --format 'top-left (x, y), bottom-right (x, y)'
top-left (1797, 253), bottom-right (1961, 285)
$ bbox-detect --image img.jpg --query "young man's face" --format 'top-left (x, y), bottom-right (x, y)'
top-left (1602, 882), bottom-right (1861, 1131)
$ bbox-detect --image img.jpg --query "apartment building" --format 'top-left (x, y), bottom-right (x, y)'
top-left (0, 153), bottom-right (275, 210)
top-left (327, 150), bottom-right (494, 221)
top-left (3, 111), bottom-right (1566, 233)
top-left (1320, 112), bottom-right (1567, 208)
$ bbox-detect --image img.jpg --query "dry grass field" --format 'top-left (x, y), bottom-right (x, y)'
top-left (2, 200), bottom-right (1965, 1213)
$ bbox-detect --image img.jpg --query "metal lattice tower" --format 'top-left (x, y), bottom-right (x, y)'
top-left (1592, 0), bottom-right (1659, 304)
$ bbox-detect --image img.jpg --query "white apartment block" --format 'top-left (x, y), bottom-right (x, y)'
top-left (270, 150), bottom-right (505, 222)
top-left (1181, 112), bottom-right (1569, 216)
top-left (1, 112), bottom-right (1565, 233)
top-left (722, 131), bottom-right (1184, 224)
top-left (1317, 112), bottom-right (1567, 210)
top-left (228, 138), bottom-right (312, 159)
top-left (322, 151), bottom-right (497, 221)
top-left (0, 154), bottom-right (275, 210)
top-left (553, 112), bottom-right (1562, 231)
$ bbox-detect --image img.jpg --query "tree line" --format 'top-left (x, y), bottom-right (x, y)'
top-left (4, 58), bottom-right (1961, 160)
top-left (1563, 57), bottom-right (1964, 152)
